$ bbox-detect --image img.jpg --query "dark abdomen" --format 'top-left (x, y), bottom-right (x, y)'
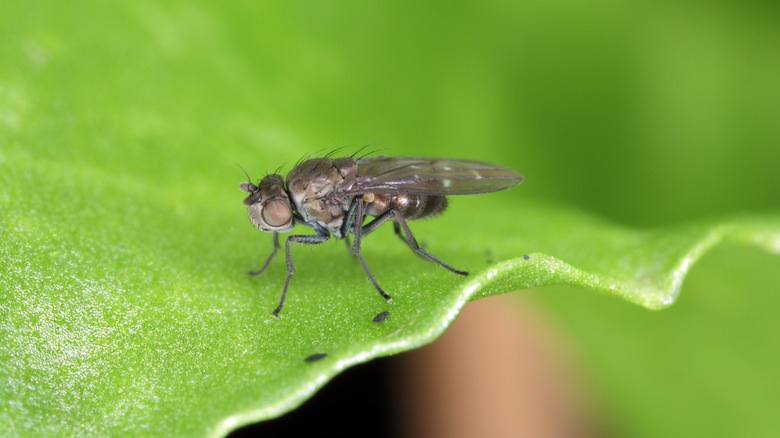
top-left (365, 193), bottom-right (448, 221)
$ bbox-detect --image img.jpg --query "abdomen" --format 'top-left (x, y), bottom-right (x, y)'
top-left (365, 193), bottom-right (448, 221)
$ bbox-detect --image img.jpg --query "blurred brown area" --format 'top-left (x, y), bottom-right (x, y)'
top-left (396, 293), bottom-right (602, 438)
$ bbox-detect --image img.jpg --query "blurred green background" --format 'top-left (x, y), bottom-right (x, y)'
top-left (2, 0), bottom-right (779, 436)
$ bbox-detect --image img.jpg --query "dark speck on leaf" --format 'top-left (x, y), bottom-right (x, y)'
top-left (523, 254), bottom-right (530, 260)
top-left (372, 311), bottom-right (390, 323)
top-left (304, 353), bottom-right (327, 362)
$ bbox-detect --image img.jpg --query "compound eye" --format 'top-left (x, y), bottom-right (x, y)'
top-left (262, 200), bottom-right (292, 227)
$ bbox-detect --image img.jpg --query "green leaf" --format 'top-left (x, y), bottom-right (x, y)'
top-left (2, 1), bottom-right (779, 437)
top-left (2, 143), bottom-right (779, 436)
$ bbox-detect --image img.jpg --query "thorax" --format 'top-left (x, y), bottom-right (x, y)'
top-left (286, 157), bottom-right (357, 237)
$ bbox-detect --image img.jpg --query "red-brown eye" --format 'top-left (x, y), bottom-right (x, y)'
top-left (262, 200), bottom-right (292, 227)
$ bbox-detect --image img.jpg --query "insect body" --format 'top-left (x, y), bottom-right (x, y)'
top-left (240, 154), bottom-right (523, 316)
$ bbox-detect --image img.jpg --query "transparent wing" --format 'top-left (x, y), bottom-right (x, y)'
top-left (349, 156), bottom-right (523, 195)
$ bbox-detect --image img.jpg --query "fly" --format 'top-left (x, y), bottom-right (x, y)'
top-left (239, 152), bottom-right (523, 316)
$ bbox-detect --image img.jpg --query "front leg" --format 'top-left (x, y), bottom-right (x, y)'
top-left (272, 230), bottom-right (330, 316)
top-left (248, 232), bottom-right (280, 276)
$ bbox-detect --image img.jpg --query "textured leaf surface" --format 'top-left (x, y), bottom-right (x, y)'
top-left (2, 152), bottom-right (779, 436)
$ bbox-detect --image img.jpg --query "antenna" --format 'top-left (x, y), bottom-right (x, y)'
top-left (236, 163), bottom-right (252, 184)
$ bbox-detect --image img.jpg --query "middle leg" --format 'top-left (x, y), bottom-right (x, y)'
top-left (351, 198), bottom-right (392, 301)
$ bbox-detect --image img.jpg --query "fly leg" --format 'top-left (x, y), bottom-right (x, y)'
top-left (344, 235), bottom-right (356, 258)
top-left (272, 229), bottom-right (330, 316)
top-left (341, 199), bottom-right (362, 259)
top-left (393, 222), bottom-right (428, 261)
top-left (248, 232), bottom-right (280, 276)
top-left (359, 209), bottom-right (467, 275)
top-left (392, 222), bottom-right (407, 244)
top-left (351, 198), bottom-right (392, 301)
top-left (392, 211), bottom-right (468, 276)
